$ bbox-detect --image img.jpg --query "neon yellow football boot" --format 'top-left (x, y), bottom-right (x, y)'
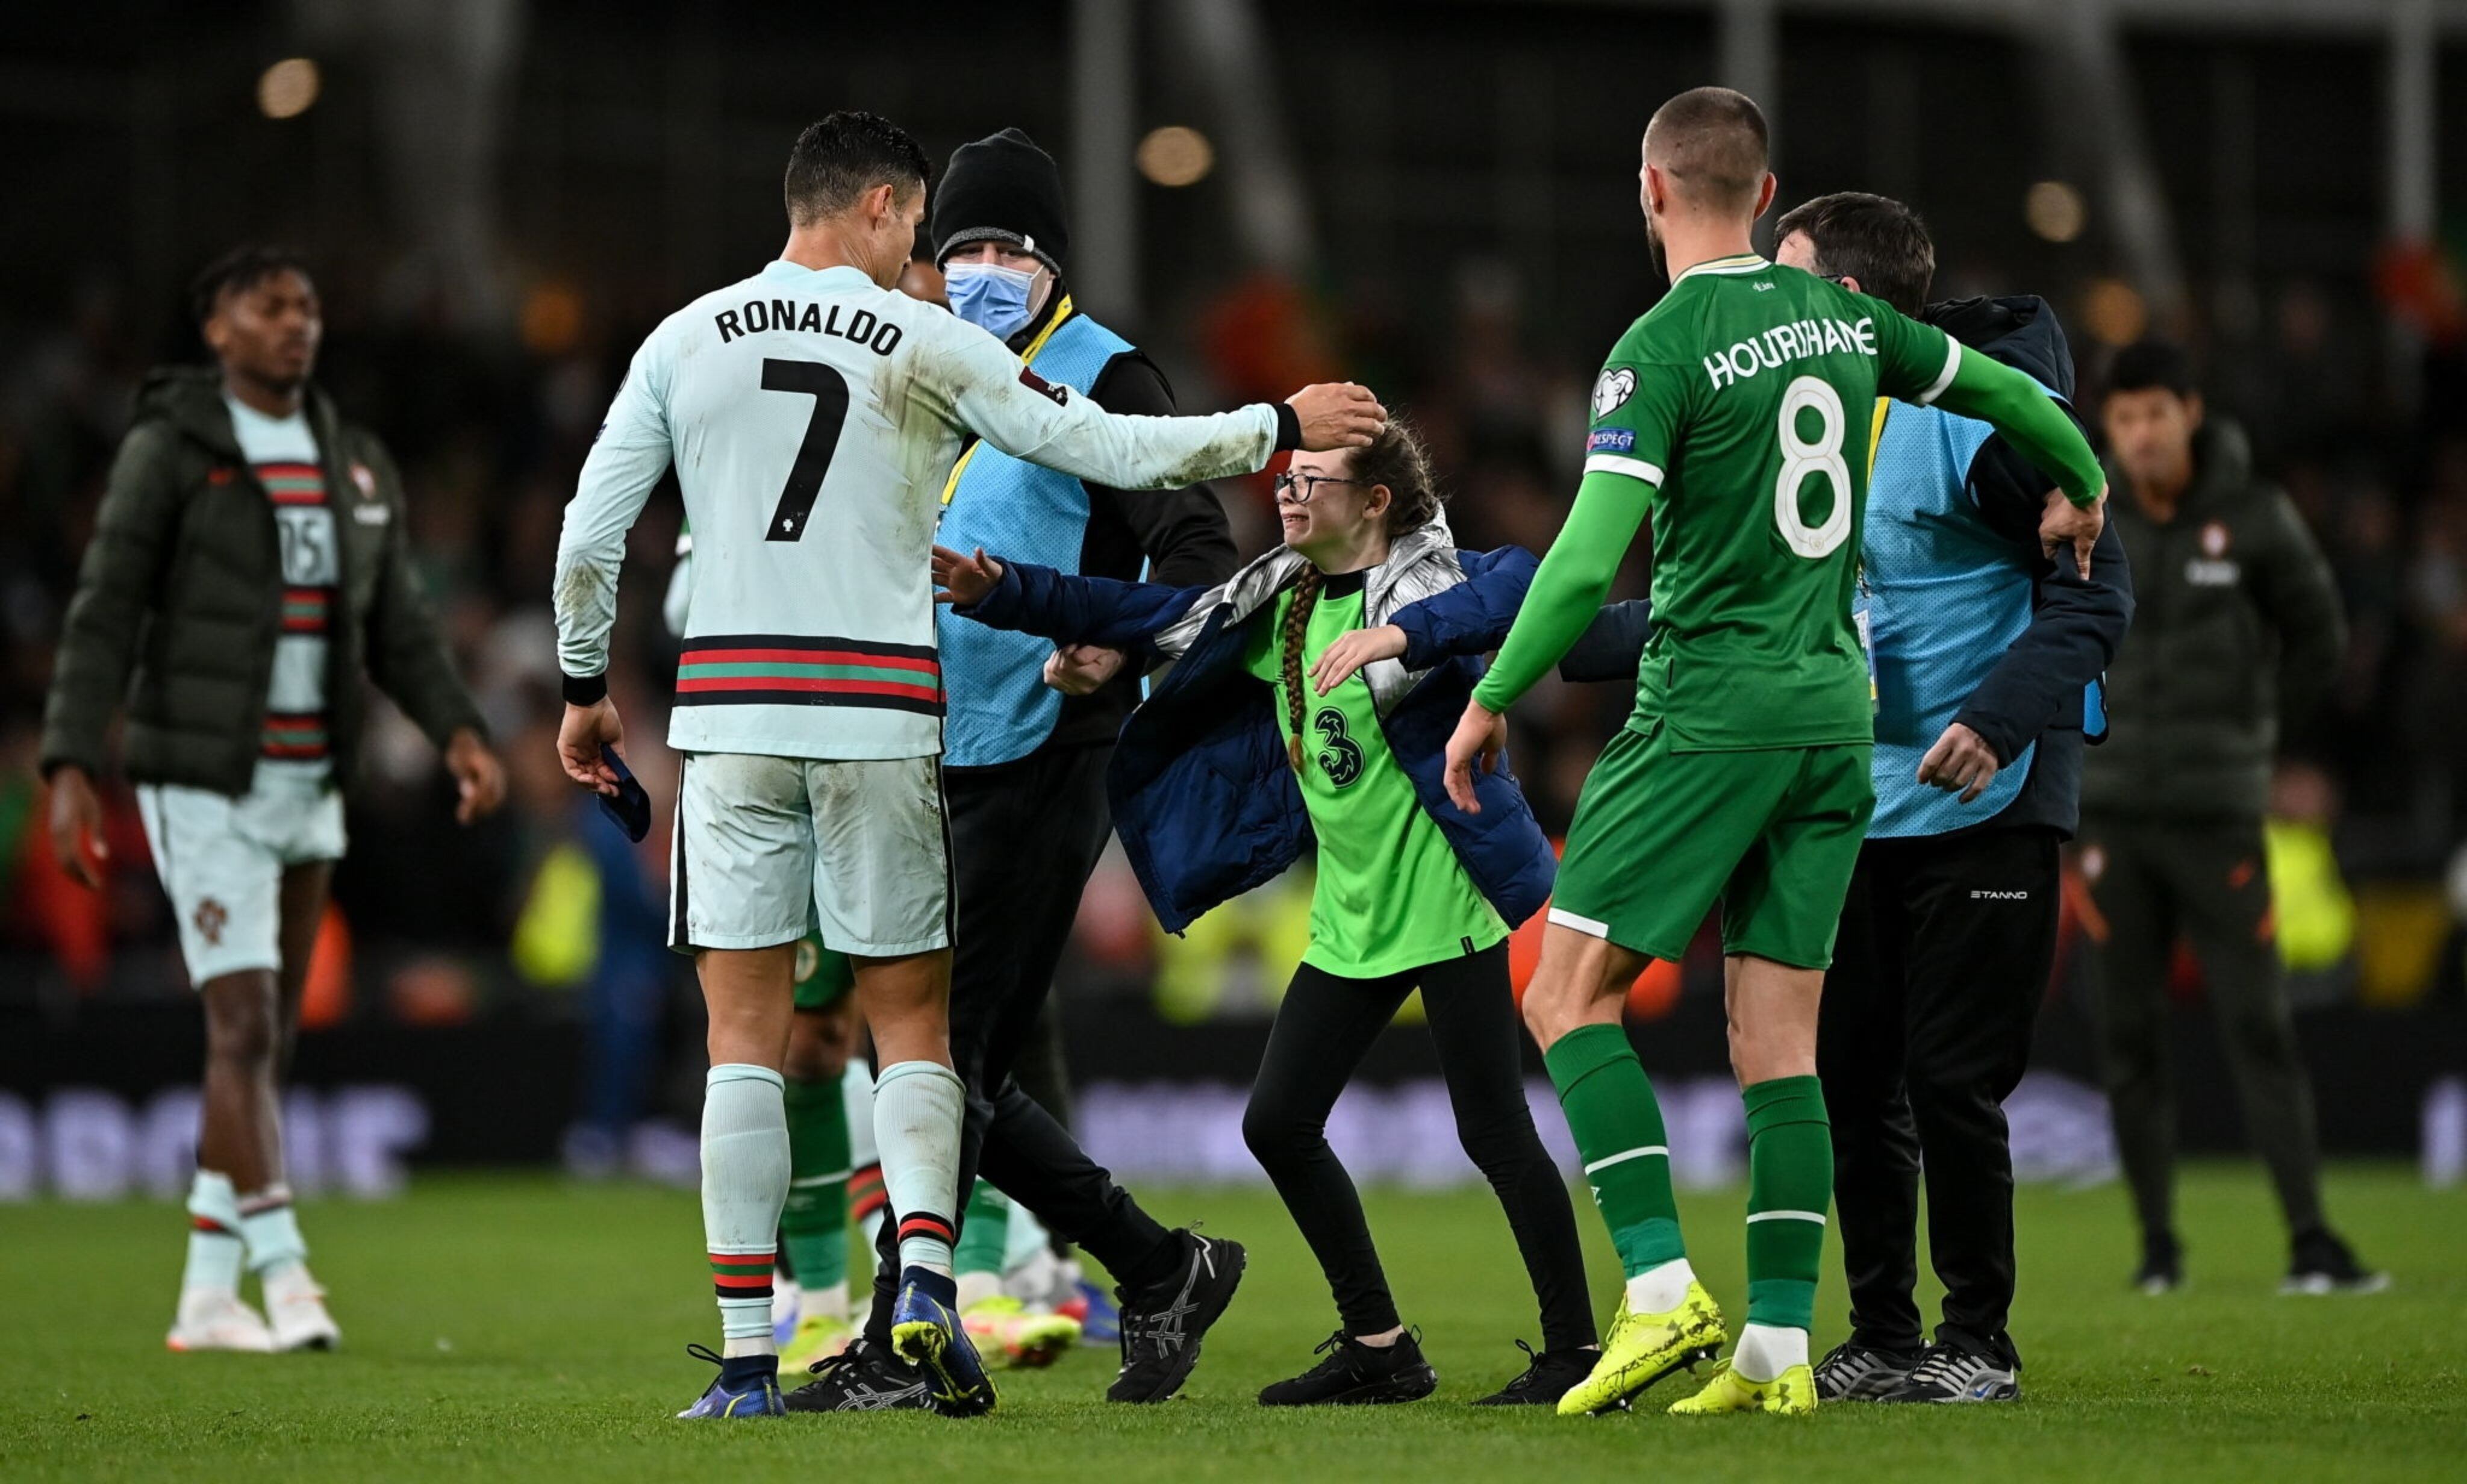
top-left (1555, 1280), bottom-right (1728, 1417)
top-left (1668, 1357), bottom-right (1817, 1417)
top-left (962, 1295), bottom-right (1082, 1369)
top-left (777, 1311), bottom-right (856, 1376)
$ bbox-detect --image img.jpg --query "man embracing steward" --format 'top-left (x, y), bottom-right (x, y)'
top-left (1772, 194), bottom-right (2133, 1404)
top-left (829, 126), bottom-right (1251, 1402)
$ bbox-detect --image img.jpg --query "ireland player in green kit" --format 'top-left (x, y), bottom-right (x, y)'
top-left (1442, 88), bottom-right (2108, 1418)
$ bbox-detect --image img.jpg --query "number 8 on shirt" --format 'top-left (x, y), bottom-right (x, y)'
top-left (1517, 254), bottom-right (1964, 970)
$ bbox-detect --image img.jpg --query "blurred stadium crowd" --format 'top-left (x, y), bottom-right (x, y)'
top-left (2, 2), bottom-right (2463, 1152)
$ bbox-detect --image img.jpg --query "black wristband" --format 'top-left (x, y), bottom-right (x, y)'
top-left (1273, 402), bottom-right (1302, 452)
top-left (562, 671), bottom-right (609, 707)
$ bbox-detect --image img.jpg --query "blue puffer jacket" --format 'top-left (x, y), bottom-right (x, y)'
top-left (952, 526), bottom-right (1555, 935)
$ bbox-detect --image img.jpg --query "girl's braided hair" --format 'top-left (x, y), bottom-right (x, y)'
top-left (1280, 416), bottom-right (1441, 772)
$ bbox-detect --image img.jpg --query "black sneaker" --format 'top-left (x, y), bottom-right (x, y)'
top-left (1473, 1339), bottom-right (1598, 1406)
top-left (1813, 1339), bottom-right (1925, 1402)
top-left (2283, 1227), bottom-right (2390, 1295)
top-left (1259, 1329), bottom-right (1439, 1406)
top-left (1107, 1230), bottom-right (1247, 1403)
top-left (2134, 1231), bottom-right (2183, 1295)
top-left (783, 1337), bottom-right (935, 1413)
top-left (1879, 1340), bottom-right (2020, 1404)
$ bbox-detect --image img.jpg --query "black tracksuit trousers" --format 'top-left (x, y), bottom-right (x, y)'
top-left (861, 743), bottom-right (1176, 1344)
top-left (1240, 941), bottom-right (1595, 1352)
top-left (2076, 813), bottom-right (2328, 1247)
top-left (1818, 827), bottom-right (2060, 1357)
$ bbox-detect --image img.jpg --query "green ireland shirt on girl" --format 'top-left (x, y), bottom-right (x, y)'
top-left (1244, 570), bottom-right (1508, 978)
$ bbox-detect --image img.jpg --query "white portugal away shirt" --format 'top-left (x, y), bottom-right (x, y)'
top-left (554, 258), bottom-right (1282, 761)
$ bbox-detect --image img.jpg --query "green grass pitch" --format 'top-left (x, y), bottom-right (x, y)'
top-left (2, 1165), bottom-right (2459, 1481)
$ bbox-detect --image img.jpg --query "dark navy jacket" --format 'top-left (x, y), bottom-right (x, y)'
top-left (954, 546), bottom-right (1557, 935)
top-left (1561, 296), bottom-right (2132, 839)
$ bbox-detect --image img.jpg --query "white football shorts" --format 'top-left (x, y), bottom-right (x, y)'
top-left (135, 764), bottom-right (348, 987)
top-left (670, 751), bottom-right (950, 959)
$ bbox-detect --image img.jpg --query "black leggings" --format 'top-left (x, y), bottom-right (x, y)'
top-left (1241, 941), bottom-right (1595, 1351)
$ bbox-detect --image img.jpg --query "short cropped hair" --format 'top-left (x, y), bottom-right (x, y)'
top-left (1644, 87), bottom-right (1770, 213)
top-left (1774, 192), bottom-right (1935, 316)
top-left (784, 111), bottom-right (932, 228)
top-left (2106, 340), bottom-right (2199, 401)
top-left (190, 245), bottom-right (312, 326)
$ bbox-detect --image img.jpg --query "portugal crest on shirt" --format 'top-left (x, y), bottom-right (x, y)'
top-left (1592, 367), bottom-right (1637, 420)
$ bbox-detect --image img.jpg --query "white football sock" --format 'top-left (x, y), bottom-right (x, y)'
top-left (804, 1280), bottom-right (849, 1324)
top-left (1002, 1246), bottom-right (1067, 1307)
top-left (956, 1271), bottom-right (1003, 1310)
top-left (842, 1059), bottom-right (877, 1166)
top-left (181, 1170), bottom-right (245, 1302)
top-left (236, 1185), bottom-right (308, 1278)
top-left (1624, 1256), bottom-right (1695, 1315)
top-left (1733, 1322), bottom-right (1809, 1383)
top-left (872, 1060), bottom-right (965, 1277)
top-left (844, 1058), bottom-right (887, 1250)
top-left (702, 1064), bottom-right (789, 1355)
top-left (1003, 1200), bottom-right (1052, 1273)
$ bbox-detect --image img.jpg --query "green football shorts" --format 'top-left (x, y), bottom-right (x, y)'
top-left (793, 932), bottom-right (856, 1012)
top-left (1548, 720), bottom-right (1875, 970)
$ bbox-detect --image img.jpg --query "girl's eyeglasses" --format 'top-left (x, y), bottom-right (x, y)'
top-left (1271, 472), bottom-right (1364, 504)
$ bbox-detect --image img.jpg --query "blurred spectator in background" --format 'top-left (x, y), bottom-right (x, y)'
top-left (0, 19), bottom-right (2460, 1155)
top-left (2077, 340), bottom-right (2380, 1297)
top-left (488, 701), bottom-right (672, 1176)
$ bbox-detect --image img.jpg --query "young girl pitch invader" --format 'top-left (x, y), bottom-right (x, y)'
top-left (932, 420), bottom-right (1599, 1407)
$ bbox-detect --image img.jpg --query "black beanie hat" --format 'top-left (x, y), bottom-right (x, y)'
top-left (932, 128), bottom-right (1067, 270)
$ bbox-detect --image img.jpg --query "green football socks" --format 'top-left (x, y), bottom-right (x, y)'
top-left (1741, 1074), bottom-right (1830, 1335)
top-left (780, 1073), bottom-right (851, 1292)
top-left (954, 1179), bottom-right (1012, 1279)
top-left (1544, 1022), bottom-right (1686, 1279)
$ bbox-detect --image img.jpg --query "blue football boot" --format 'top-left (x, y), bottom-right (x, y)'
top-left (889, 1267), bottom-right (996, 1417)
top-left (675, 1344), bottom-right (785, 1420)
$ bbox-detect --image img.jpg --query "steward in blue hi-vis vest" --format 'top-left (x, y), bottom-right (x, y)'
top-left (1859, 296), bottom-right (2132, 840)
top-left (933, 295), bottom-right (1237, 768)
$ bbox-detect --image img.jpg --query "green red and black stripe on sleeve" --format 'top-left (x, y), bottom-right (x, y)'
top-left (673, 635), bottom-right (943, 717)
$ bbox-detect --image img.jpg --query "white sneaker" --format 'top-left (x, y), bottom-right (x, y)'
top-left (166, 1292), bottom-right (277, 1353)
top-left (262, 1266), bottom-right (342, 1352)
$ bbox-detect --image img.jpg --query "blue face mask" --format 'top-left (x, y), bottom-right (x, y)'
top-left (944, 261), bottom-right (1039, 340)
